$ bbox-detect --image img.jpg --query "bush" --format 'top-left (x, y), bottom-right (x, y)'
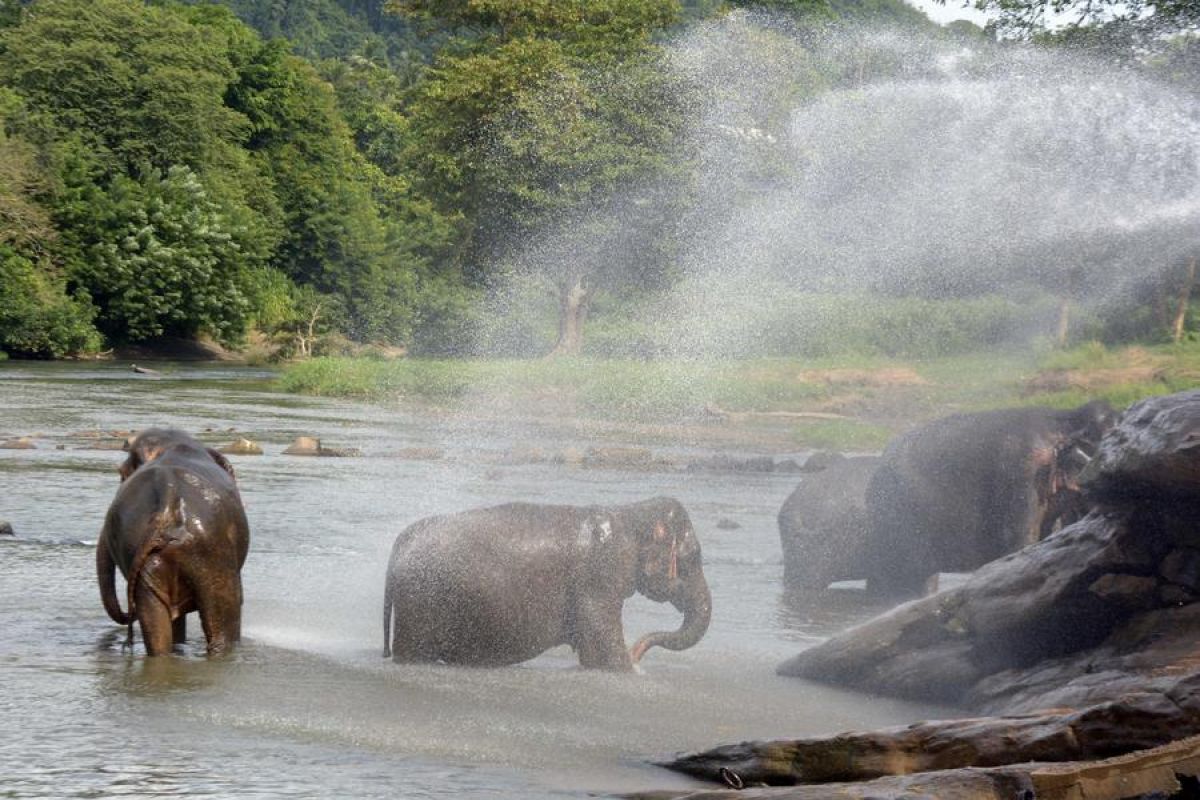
top-left (0, 245), bottom-right (102, 358)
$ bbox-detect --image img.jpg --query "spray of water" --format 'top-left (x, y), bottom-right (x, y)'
top-left (470, 15), bottom-right (1200, 363)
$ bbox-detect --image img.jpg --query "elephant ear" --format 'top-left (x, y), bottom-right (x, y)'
top-left (206, 448), bottom-right (236, 479)
top-left (578, 511), bottom-right (626, 586)
top-left (117, 451), bottom-right (141, 482)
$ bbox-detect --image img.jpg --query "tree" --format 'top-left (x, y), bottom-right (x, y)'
top-left (65, 165), bottom-right (254, 344)
top-left (390, 0), bottom-right (691, 355)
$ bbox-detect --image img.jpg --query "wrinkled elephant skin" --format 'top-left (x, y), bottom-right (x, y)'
top-left (96, 428), bottom-right (250, 656)
top-left (383, 497), bottom-right (712, 670)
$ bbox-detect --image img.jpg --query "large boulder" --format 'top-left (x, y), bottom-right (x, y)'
top-left (778, 455), bottom-right (880, 590)
top-left (657, 390), bottom-right (1200, 796)
top-left (0, 520), bottom-right (13, 536)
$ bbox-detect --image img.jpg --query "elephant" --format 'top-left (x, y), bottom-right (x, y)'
top-left (383, 497), bottom-right (711, 670)
top-left (862, 400), bottom-right (1117, 597)
top-left (778, 454), bottom-right (881, 591)
top-left (96, 428), bottom-right (250, 656)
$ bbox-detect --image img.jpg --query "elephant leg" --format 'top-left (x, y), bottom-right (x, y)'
top-left (574, 599), bottom-right (633, 671)
top-left (196, 575), bottom-right (242, 656)
top-left (135, 580), bottom-right (175, 657)
top-left (172, 615), bottom-right (187, 645)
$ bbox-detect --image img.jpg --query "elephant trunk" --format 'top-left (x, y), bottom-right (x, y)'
top-left (630, 577), bottom-right (712, 663)
top-left (97, 538), bottom-right (132, 626)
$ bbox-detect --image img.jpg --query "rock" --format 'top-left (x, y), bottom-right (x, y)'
top-left (388, 446), bottom-right (444, 461)
top-left (653, 388), bottom-right (1200, 799)
top-left (778, 456), bottom-right (880, 591)
top-left (220, 438), bottom-right (263, 456)
top-left (317, 446), bottom-right (362, 458)
top-left (583, 446), bottom-right (656, 469)
top-left (283, 436), bottom-right (322, 456)
top-left (715, 518), bottom-right (741, 530)
top-left (1085, 388), bottom-right (1200, 499)
top-left (774, 458), bottom-right (803, 473)
top-left (1160, 547), bottom-right (1200, 589)
top-left (556, 446), bottom-right (586, 466)
top-left (55, 444), bottom-right (65, 451)
top-left (282, 436), bottom-right (361, 457)
top-left (498, 447), bottom-right (549, 465)
top-left (656, 720), bottom-right (1200, 799)
top-left (800, 450), bottom-right (847, 472)
top-left (0, 437), bottom-right (36, 450)
top-left (0, 520), bottom-right (13, 536)
top-left (77, 439), bottom-right (128, 451)
top-left (685, 454), bottom-right (780, 473)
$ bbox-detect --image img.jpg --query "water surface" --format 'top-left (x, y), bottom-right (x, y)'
top-left (0, 362), bottom-right (950, 798)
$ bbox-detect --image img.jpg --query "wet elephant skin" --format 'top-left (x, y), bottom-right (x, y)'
top-left (383, 496), bottom-right (712, 670)
top-left (96, 428), bottom-right (250, 656)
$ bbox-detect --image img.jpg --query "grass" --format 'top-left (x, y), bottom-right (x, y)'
top-left (277, 342), bottom-right (1200, 450)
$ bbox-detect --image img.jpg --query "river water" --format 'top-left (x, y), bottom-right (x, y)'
top-left (0, 362), bottom-right (951, 798)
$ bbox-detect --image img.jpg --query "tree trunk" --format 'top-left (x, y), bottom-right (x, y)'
top-left (1056, 295), bottom-right (1071, 347)
top-left (548, 273), bottom-right (592, 357)
top-left (1171, 257), bottom-right (1196, 344)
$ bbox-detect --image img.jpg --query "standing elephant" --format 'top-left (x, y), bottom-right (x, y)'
top-left (383, 497), bottom-right (711, 670)
top-left (778, 454), bottom-right (881, 591)
top-left (97, 428), bottom-right (250, 656)
top-left (863, 401), bottom-right (1116, 597)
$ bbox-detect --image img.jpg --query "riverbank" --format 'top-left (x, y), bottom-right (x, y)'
top-left (276, 342), bottom-right (1200, 450)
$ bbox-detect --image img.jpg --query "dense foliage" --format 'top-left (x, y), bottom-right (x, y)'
top-left (0, 0), bottom-right (1193, 358)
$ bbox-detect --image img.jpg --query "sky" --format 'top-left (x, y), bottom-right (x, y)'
top-left (906, 0), bottom-right (991, 25)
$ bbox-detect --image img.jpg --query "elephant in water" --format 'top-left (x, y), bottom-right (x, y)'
top-left (778, 454), bottom-right (881, 591)
top-left (863, 400), bottom-right (1116, 597)
top-left (383, 497), bottom-right (712, 670)
top-left (97, 428), bottom-right (250, 655)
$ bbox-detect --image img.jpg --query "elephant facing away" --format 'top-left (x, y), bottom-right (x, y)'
top-left (778, 455), bottom-right (881, 591)
top-left (863, 400), bottom-right (1116, 598)
top-left (383, 497), bottom-right (712, 670)
top-left (97, 428), bottom-right (250, 656)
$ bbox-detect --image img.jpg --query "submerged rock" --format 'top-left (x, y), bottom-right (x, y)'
top-left (386, 446), bottom-right (445, 461)
top-left (583, 446), bottom-right (658, 469)
top-left (282, 436), bottom-right (361, 457)
top-left (715, 518), bottom-right (741, 530)
top-left (0, 437), bottom-right (36, 450)
top-left (0, 520), bottom-right (13, 536)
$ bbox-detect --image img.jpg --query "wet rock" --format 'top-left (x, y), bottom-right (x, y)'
top-left (283, 436), bottom-right (322, 455)
top-left (220, 438), bottom-right (263, 456)
top-left (387, 446), bottom-right (445, 461)
top-left (715, 518), bottom-right (741, 531)
top-left (685, 454), bottom-right (780, 473)
top-left (1160, 547), bottom-right (1200, 589)
top-left (1086, 573), bottom-right (1159, 609)
top-left (498, 446), bottom-right (549, 465)
top-left (800, 450), bottom-right (846, 472)
top-left (77, 439), bottom-right (128, 451)
top-left (1085, 388), bottom-right (1200, 499)
top-left (0, 520), bottom-right (13, 536)
top-left (583, 446), bottom-right (656, 469)
top-left (653, 388), bottom-right (1200, 800)
top-left (55, 444), bottom-right (65, 451)
top-left (657, 704), bottom-right (1200, 797)
top-left (778, 456), bottom-right (880, 591)
top-left (556, 446), bottom-right (586, 466)
top-left (282, 436), bottom-right (361, 457)
top-left (0, 437), bottom-right (36, 449)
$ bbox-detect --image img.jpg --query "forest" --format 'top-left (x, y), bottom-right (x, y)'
top-left (0, 0), bottom-right (1196, 360)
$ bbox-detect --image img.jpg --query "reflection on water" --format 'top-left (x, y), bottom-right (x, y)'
top-left (0, 362), bottom-right (952, 798)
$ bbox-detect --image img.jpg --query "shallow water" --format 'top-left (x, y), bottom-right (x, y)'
top-left (0, 362), bottom-right (951, 798)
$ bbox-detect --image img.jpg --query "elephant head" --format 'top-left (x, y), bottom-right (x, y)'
top-left (624, 498), bottom-right (712, 664)
top-left (120, 428), bottom-right (235, 482)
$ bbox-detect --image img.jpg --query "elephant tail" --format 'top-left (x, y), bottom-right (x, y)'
top-left (123, 494), bottom-right (184, 637)
top-left (382, 574), bottom-right (394, 659)
top-left (97, 530), bottom-right (133, 626)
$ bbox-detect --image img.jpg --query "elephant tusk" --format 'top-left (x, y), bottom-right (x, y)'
top-left (630, 638), bottom-right (651, 663)
top-left (668, 538), bottom-right (678, 581)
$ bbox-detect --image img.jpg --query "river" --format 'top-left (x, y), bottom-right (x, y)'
top-left (0, 362), bottom-right (951, 798)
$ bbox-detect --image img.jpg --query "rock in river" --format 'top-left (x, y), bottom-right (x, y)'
top-left (655, 390), bottom-right (1200, 798)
